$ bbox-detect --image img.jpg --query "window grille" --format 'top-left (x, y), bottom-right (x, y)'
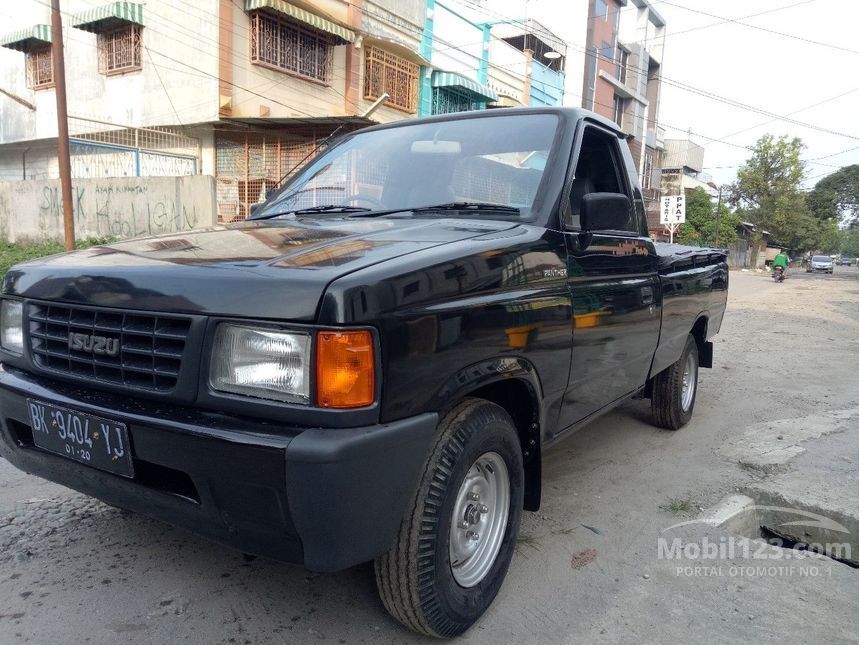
top-left (363, 46), bottom-right (418, 113)
top-left (26, 47), bottom-right (54, 90)
top-left (431, 87), bottom-right (481, 115)
top-left (249, 11), bottom-right (333, 83)
top-left (97, 24), bottom-right (142, 75)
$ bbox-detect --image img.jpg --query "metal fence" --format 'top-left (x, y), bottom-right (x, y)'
top-left (68, 116), bottom-right (198, 179)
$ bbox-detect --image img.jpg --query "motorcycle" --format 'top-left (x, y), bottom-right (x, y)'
top-left (773, 265), bottom-right (786, 283)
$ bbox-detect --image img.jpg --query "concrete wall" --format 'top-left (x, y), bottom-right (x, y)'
top-left (0, 175), bottom-right (216, 243)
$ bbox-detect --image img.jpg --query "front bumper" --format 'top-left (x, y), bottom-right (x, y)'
top-left (808, 265), bottom-right (833, 272)
top-left (0, 366), bottom-right (438, 572)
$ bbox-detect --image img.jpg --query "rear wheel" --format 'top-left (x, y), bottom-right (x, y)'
top-left (651, 334), bottom-right (699, 430)
top-left (374, 398), bottom-right (524, 638)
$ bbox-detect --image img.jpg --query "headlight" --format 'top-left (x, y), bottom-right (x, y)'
top-left (0, 300), bottom-right (24, 355)
top-left (210, 324), bottom-right (311, 403)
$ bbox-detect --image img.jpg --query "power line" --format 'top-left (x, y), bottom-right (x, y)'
top-left (661, 0), bottom-right (815, 39)
top-left (458, 7), bottom-right (860, 142)
top-left (717, 89), bottom-right (858, 141)
top-left (144, 44), bottom-right (183, 126)
top-left (657, 0), bottom-right (858, 54)
top-left (14, 0), bottom-right (858, 158)
top-left (28, 0), bottom-right (363, 119)
top-left (37, 0), bottom-right (858, 143)
top-left (659, 77), bottom-right (857, 140)
top-left (806, 146), bottom-right (859, 162)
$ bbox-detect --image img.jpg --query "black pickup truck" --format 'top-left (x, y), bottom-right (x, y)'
top-left (0, 108), bottom-right (727, 638)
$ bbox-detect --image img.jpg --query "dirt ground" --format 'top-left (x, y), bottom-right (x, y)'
top-left (0, 267), bottom-right (857, 644)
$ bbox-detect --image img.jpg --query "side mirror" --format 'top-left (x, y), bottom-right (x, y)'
top-left (580, 193), bottom-right (632, 231)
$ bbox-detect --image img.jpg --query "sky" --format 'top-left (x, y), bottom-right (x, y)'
top-left (653, 0), bottom-right (859, 189)
top-left (480, 0), bottom-right (859, 190)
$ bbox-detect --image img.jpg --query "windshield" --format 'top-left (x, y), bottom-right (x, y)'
top-left (812, 256), bottom-right (831, 262)
top-left (256, 113), bottom-right (560, 219)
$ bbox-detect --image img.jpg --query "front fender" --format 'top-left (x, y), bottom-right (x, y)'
top-left (430, 356), bottom-right (544, 423)
top-left (430, 356), bottom-right (545, 511)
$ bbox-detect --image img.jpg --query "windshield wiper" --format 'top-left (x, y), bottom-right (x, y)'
top-left (252, 204), bottom-right (372, 220)
top-left (349, 202), bottom-right (522, 218)
top-left (410, 202), bottom-right (521, 215)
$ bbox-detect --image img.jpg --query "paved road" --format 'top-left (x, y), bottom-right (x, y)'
top-left (1, 270), bottom-right (857, 644)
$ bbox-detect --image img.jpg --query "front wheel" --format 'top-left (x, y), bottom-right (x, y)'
top-left (651, 334), bottom-right (699, 430)
top-left (374, 399), bottom-right (524, 638)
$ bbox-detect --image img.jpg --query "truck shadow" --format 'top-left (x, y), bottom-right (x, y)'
top-left (3, 397), bottom-right (679, 643)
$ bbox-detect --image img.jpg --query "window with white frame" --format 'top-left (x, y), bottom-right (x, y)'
top-left (615, 46), bottom-right (628, 83)
top-left (613, 95), bottom-right (625, 127)
top-left (585, 46), bottom-right (598, 109)
top-left (643, 148), bottom-right (655, 189)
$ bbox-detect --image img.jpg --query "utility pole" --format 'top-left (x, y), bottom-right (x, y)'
top-left (51, 0), bottom-right (75, 251)
top-left (713, 185), bottom-right (723, 248)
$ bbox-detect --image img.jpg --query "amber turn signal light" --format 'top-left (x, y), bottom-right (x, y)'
top-left (315, 330), bottom-right (375, 408)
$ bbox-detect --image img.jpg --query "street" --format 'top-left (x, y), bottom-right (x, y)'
top-left (1, 269), bottom-right (857, 644)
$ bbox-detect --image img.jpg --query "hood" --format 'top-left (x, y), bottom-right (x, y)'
top-left (3, 217), bottom-right (516, 321)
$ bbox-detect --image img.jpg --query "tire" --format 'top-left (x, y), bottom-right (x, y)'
top-left (374, 398), bottom-right (524, 638)
top-left (651, 334), bottom-right (699, 430)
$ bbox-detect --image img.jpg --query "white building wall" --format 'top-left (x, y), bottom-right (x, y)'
top-left (487, 39), bottom-right (527, 102)
top-left (619, 3), bottom-right (665, 66)
top-left (431, 4), bottom-right (484, 78)
top-left (0, 142), bottom-right (56, 182)
top-left (0, 0), bottom-right (220, 146)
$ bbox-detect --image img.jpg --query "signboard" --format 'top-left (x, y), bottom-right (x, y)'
top-left (661, 195), bottom-right (686, 225)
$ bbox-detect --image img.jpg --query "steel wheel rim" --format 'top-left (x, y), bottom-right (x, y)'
top-left (449, 452), bottom-right (510, 588)
top-left (681, 352), bottom-right (697, 411)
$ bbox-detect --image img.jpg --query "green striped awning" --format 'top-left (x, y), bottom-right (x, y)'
top-left (0, 24), bottom-right (51, 52)
top-left (431, 71), bottom-right (498, 102)
top-left (71, 2), bottom-right (144, 33)
top-left (245, 0), bottom-right (355, 44)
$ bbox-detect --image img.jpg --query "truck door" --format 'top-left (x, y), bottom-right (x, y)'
top-left (556, 124), bottom-right (661, 432)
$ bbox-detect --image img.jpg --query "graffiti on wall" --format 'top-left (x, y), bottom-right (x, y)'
top-left (3, 176), bottom-right (215, 242)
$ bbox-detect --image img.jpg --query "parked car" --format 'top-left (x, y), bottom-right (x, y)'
top-left (836, 257), bottom-right (852, 266)
top-left (807, 255), bottom-right (834, 273)
top-left (0, 108), bottom-right (728, 638)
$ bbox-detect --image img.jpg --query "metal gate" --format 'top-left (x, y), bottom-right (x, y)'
top-left (215, 131), bottom-right (324, 223)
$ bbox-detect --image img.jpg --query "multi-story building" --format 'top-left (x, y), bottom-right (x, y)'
top-left (579, 0), bottom-right (666, 227)
top-left (0, 0), bottom-right (566, 224)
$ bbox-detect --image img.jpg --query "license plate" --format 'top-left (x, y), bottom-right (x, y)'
top-left (27, 399), bottom-right (134, 478)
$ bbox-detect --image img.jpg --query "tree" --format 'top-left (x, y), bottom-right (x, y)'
top-left (676, 187), bottom-right (739, 248)
top-left (731, 134), bottom-right (808, 246)
top-left (807, 164), bottom-right (859, 228)
top-left (839, 228), bottom-right (859, 259)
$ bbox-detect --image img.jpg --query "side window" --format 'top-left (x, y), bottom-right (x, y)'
top-left (565, 127), bottom-right (636, 232)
